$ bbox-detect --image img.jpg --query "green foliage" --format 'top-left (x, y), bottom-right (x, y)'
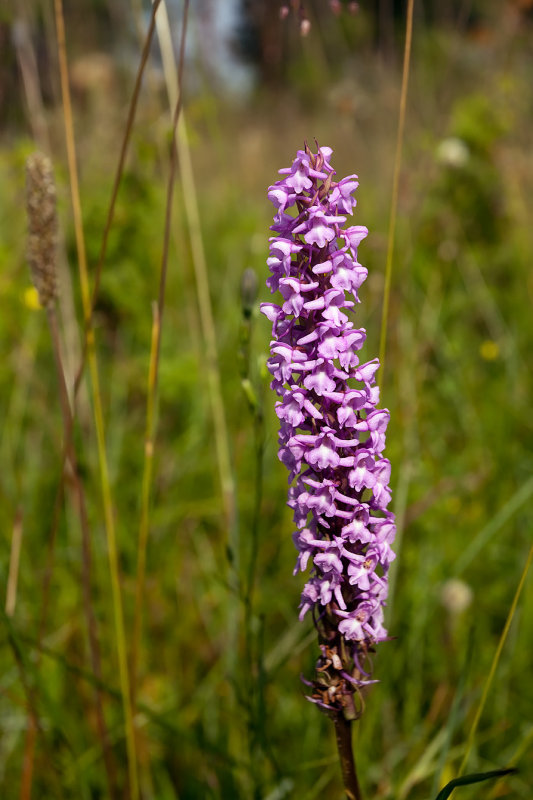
top-left (434, 768), bottom-right (517, 800)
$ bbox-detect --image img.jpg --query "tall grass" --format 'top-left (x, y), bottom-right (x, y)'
top-left (1, 2), bottom-right (532, 798)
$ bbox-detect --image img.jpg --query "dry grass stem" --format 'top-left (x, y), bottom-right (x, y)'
top-left (131, 0), bottom-right (189, 718)
top-left (74, 0), bottom-right (164, 396)
top-left (378, 0), bottom-right (415, 384)
top-left (53, 0), bottom-right (138, 794)
top-left (5, 509), bottom-right (23, 618)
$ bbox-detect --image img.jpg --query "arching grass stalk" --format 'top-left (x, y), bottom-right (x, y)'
top-left (53, 3), bottom-right (138, 796)
top-left (458, 542), bottom-right (533, 777)
top-left (378, 0), bottom-right (415, 384)
top-left (131, 0), bottom-right (190, 711)
top-left (262, 144), bottom-right (396, 800)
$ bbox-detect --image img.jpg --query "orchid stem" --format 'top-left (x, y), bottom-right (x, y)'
top-left (333, 714), bottom-right (363, 800)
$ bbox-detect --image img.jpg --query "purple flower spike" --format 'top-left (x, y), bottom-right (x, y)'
top-left (261, 143), bottom-right (395, 717)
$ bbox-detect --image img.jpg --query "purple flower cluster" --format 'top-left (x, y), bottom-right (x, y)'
top-left (261, 144), bottom-right (395, 699)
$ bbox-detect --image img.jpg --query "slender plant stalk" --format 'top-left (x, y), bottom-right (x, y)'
top-left (73, 0), bottom-right (163, 396)
top-left (20, 468), bottom-right (65, 800)
top-left (150, 0), bottom-right (237, 536)
top-left (378, 0), bottom-right (415, 383)
top-left (243, 413), bottom-right (264, 665)
top-left (174, 78), bottom-right (242, 758)
top-left (131, 302), bottom-right (159, 701)
top-left (19, 716), bottom-right (37, 800)
top-left (458, 542), bottom-right (533, 776)
top-left (46, 306), bottom-right (117, 798)
top-left (327, 7), bottom-right (413, 796)
top-left (131, 0), bottom-right (189, 710)
top-left (53, 2), bottom-right (138, 796)
top-left (149, 0), bottom-right (240, 760)
top-left (239, 288), bottom-right (268, 787)
top-left (334, 715), bottom-right (363, 800)
top-left (13, 9), bottom-right (80, 407)
top-left (24, 150), bottom-right (115, 796)
top-left (6, 509), bottom-right (23, 618)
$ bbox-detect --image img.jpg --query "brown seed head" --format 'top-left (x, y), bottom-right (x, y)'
top-left (26, 152), bottom-right (58, 308)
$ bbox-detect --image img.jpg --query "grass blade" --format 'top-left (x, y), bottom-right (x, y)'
top-left (458, 544), bottom-right (533, 775)
top-left (434, 768), bottom-right (517, 800)
top-left (378, 0), bottom-right (415, 384)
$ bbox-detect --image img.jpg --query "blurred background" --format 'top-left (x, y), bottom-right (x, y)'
top-left (1, 1), bottom-right (532, 798)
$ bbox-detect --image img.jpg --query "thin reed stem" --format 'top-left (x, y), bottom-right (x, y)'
top-left (131, 303), bottom-right (159, 702)
top-left (151, 0), bottom-right (237, 537)
top-left (53, 2), bottom-right (138, 795)
top-left (46, 305), bottom-right (117, 798)
top-left (19, 439), bottom-right (65, 800)
top-left (73, 0), bottom-right (163, 396)
top-left (458, 542), bottom-right (533, 776)
top-left (149, 0), bottom-right (240, 753)
top-left (378, 0), bottom-right (414, 384)
top-left (333, 715), bottom-right (363, 800)
top-left (241, 337), bottom-right (266, 786)
top-left (244, 414), bottom-right (264, 660)
top-left (6, 509), bottom-right (23, 619)
top-left (19, 716), bottom-right (37, 800)
top-left (20, 461), bottom-right (65, 800)
top-left (131, 0), bottom-right (189, 710)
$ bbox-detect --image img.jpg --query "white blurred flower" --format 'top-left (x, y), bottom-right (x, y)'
top-left (300, 18), bottom-right (311, 36)
top-left (440, 578), bottom-right (473, 615)
top-left (436, 137), bottom-right (470, 168)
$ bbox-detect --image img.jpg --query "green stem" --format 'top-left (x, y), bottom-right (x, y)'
top-left (47, 307), bottom-right (117, 798)
top-left (333, 715), bottom-right (363, 800)
top-left (378, 0), bottom-right (415, 385)
top-left (131, 0), bottom-right (189, 714)
top-left (54, 1), bottom-right (138, 794)
top-left (459, 542), bottom-right (533, 776)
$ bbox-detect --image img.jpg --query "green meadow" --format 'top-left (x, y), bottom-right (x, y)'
top-left (0, 3), bottom-right (532, 798)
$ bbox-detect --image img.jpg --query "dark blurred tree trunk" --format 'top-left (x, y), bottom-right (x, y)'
top-left (378, 0), bottom-right (396, 62)
top-left (233, 0), bottom-right (286, 86)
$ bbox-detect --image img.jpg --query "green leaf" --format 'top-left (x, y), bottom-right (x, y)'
top-left (434, 768), bottom-right (517, 800)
